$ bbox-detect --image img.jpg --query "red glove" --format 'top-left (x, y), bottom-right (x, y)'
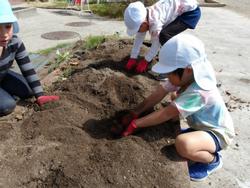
top-left (111, 112), bottom-right (138, 136)
top-left (136, 59), bottom-right (149, 73)
top-left (36, 95), bottom-right (60, 106)
top-left (125, 58), bottom-right (137, 71)
top-left (122, 120), bottom-right (138, 137)
top-left (121, 111), bottom-right (138, 127)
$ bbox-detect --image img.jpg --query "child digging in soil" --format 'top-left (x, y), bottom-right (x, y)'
top-left (120, 34), bottom-right (235, 181)
top-left (0, 0), bottom-right (59, 117)
top-left (124, 0), bottom-right (201, 73)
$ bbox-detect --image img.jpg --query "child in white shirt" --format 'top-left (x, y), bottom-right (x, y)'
top-left (124, 0), bottom-right (201, 73)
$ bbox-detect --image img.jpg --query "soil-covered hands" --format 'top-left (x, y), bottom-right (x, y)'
top-left (136, 59), bottom-right (149, 73)
top-left (125, 58), bottom-right (137, 71)
top-left (122, 120), bottom-right (138, 137)
top-left (36, 95), bottom-right (60, 106)
top-left (121, 111), bottom-right (138, 127)
top-left (110, 111), bottom-right (138, 137)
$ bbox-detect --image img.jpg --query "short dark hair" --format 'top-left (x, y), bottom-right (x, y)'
top-left (172, 68), bottom-right (185, 78)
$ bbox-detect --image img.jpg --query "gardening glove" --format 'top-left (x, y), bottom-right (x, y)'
top-left (122, 120), bottom-right (138, 137)
top-left (36, 95), bottom-right (60, 106)
top-left (135, 59), bottom-right (149, 73)
top-left (121, 111), bottom-right (138, 127)
top-left (110, 112), bottom-right (138, 136)
top-left (125, 58), bottom-right (137, 71)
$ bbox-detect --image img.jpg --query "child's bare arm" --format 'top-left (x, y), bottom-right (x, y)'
top-left (133, 85), bottom-right (168, 116)
top-left (135, 103), bottom-right (179, 128)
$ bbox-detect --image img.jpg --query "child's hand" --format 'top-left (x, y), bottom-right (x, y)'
top-left (136, 59), bottom-right (148, 73)
top-left (122, 120), bottom-right (138, 137)
top-left (121, 111), bottom-right (138, 127)
top-left (125, 58), bottom-right (137, 71)
top-left (111, 112), bottom-right (138, 137)
top-left (36, 95), bottom-right (60, 106)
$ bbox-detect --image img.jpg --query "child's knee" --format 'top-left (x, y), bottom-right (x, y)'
top-left (175, 135), bottom-right (193, 157)
top-left (0, 99), bottom-right (16, 116)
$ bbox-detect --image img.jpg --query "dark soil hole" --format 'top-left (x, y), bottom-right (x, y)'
top-left (87, 58), bottom-right (129, 73)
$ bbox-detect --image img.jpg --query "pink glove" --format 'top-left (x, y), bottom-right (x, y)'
top-left (122, 120), bottom-right (138, 137)
top-left (121, 111), bottom-right (138, 127)
top-left (125, 58), bottom-right (137, 71)
top-left (136, 59), bottom-right (149, 73)
top-left (36, 95), bottom-right (60, 106)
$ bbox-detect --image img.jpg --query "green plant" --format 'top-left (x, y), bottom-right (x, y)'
top-left (89, 2), bottom-right (128, 19)
top-left (48, 50), bottom-right (71, 73)
top-left (62, 67), bottom-right (74, 78)
top-left (36, 43), bottom-right (72, 55)
top-left (84, 35), bottom-right (105, 50)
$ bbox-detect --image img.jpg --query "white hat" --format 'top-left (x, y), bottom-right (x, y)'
top-left (0, 0), bottom-right (19, 33)
top-left (152, 34), bottom-right (217, 90)
top-left (124, 1), bottom-right (147, 36)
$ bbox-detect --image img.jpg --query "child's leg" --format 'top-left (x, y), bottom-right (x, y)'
top-left (175, 130), bottom-right (223, 181)
top-left (159, 18), bottom-right (188, 46)
top-left (0, 87), bottom-right (16, 116)
top-left (175, 131), bottom-right (217, 163)
top-left (1, 70), bottom-right (33, 99)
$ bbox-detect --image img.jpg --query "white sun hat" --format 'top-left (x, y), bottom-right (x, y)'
top-left (0, 0), bottom-right (19, 33)
top-left (152, 34), bottom-right (217, 90)
top-left (124, 1), bottom-right (147, 36)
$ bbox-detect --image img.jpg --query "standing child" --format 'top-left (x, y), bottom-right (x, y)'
top-left (0, 0), bottom-right (59, 117)
top-left (124, 0), bottom-right (201, 73)
top-left (120, 34), bottom-right (235, 181)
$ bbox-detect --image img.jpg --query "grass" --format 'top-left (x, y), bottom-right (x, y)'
top-left (30, 1), bottom-right (127, 19)
top-left (48, 50), bottom-right (71, 73)
top-left (36, 34), bottom-right (119, 75)
top-left (36, 43), bottom-right (72, 56)
top-left (62, 67), bottom-right (74, 78)
top-left (84, 35), bottom-right (105, 50)
top-left (29, 0), bottom-right (156, 18)
top-left (89, 2), bottom-right (127, 19)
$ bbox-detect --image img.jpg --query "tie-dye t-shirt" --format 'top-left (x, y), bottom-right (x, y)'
top-left (161, 80), bottom-right (235, 149)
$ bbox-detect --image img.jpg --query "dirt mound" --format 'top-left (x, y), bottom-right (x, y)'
top-left (0, 39), bottom-right (190, 187)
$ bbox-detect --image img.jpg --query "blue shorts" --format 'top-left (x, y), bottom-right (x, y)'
top-left (181, 128), bottom-right (222, 152)
top-left (179, 7), bottom-right (201, 29)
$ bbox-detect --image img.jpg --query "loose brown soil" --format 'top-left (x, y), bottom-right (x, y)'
top-left (0, 39), bottom-right (190, 187)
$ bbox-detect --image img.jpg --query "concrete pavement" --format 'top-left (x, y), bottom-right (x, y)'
top-left (15, 3), bottom-right (250, 188)
top-left (16, 7), bottom-right (126, 52)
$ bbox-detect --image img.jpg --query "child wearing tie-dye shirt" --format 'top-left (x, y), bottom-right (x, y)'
top-left (120, 34), bottom-right (235, 181)
top-left (124, 0), bottom-right (201, 73)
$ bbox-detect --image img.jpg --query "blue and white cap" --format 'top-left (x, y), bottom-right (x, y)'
top-left (152, 34), bottom-right (217, 90)
top-left (0, 0), bottom-right (19, 33)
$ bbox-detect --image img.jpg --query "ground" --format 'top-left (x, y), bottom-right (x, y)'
top-left (0, 39), bottom-right (191, 187)
top-left (1, 1), bottom-right (250, 187)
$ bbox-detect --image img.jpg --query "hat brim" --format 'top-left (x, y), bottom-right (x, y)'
top-left (0, 15), bottom-right (17, 23)
top-left (126, 26), bottom-right (140, 36)
top-left (0, 15), bottom-right (19, 33)
top-left (151, 62), bottom-right (176, 74)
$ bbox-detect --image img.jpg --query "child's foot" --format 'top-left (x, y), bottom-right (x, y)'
top-left (189, 152), bottom-right (223, 181)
